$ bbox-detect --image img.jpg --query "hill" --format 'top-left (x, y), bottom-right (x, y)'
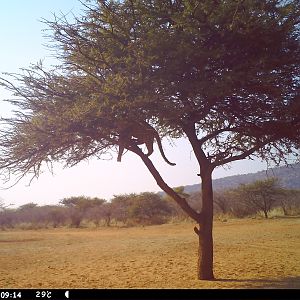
top-left (183, 163), bottom-right (300, 194)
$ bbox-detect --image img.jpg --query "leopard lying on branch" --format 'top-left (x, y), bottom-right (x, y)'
top-left (117, 121), bottom-right (176, 166)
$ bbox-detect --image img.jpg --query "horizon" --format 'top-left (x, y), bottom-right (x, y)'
top-left (3, 160), bottom-right (295, 209)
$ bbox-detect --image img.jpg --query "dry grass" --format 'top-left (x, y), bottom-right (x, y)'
top-left (0, 217), bottom-right (299, 288)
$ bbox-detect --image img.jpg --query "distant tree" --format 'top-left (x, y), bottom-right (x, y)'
top-left (0, 200), bottom-right (14, 229)
top-left (213, 191), bottom-right (232, 215)
top-left (110, 194), bottom-right (137, 225)
top-left (98, 202), bottom-right (113, 227)
top-left (14, 202), bottom-right (45, 227)
top-left (60, 196), bottom-right (105, 227)
top-left (0, 0), bottom-right (299, 279)
top-left (45, 205), bottom-right (68, 228)
top-left (19, 202), bottom-right (38, 211)
top-left (129, 192), bottom-right (172, 225)
top-left (277, 188), bottom-right (300, 215)
top-left (60, 196), bottom-right (105, 210)
top-left (219, 188), bottom-right (251, 218)
top-left (234, 178), bottom-right (282, 218)
top-left (84, 200), bottom-right (110, 226)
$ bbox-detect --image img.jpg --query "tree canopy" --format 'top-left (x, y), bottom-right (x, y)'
top-left (1, 0), bottom-right (299, 180)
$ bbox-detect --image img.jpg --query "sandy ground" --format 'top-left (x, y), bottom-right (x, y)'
top-left (0, 217), bottom-right (299, 288)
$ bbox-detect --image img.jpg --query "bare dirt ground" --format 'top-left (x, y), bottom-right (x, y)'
top-left (0, 217), bottom-right (299, 288)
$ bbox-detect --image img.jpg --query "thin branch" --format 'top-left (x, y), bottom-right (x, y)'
top-left (213, 139), bottom-right (271, 167)
top-left (197, 127), bottom-right (231, 146)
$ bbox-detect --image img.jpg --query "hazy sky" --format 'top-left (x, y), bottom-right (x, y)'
top-left (0, 0), bottom-right (270, 208)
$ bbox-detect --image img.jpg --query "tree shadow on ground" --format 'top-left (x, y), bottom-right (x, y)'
top-left (215, 276), bottom-right (300, 288)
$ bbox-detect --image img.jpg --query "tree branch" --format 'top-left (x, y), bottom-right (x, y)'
top-left (182, 123), bottom-right (207, 163)
top-left (129, 144), bottom-right (202, 223)
top-left (197, 127), bottom-right (231, 146)
top-left (212, 139), bottom-right (270, 167)
top-left (182, 122), bottom-right (214, 177)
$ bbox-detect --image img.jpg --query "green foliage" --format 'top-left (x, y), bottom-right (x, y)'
top-left (60, 196), bottom-right (105, 211)
top-left (231, 177), bottom-right (283, 218)
top-left (0, 187), bottom-right (299, 229)
top-left (128, 192), bottom-right (172, 225)
top-left (110, 193), bottom-right (138, 224)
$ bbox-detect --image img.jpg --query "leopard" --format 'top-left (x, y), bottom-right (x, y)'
top-left (116, 121), bottom-right (176, 166)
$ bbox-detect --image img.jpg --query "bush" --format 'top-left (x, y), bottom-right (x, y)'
top-left (129, 192), bottom-right (173, 225)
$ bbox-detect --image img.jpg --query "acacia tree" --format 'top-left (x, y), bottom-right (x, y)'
top-left (0, 0), bottom-right (299, 280)
top-left (129, 192), bottom-right (172, 225)
top-left (60, 196), bottom-right (105, 227)
top-left (233, 177), bottom-right (282, 218)
top-left (278, 188), bottom-right (300, 215)
top-left (110, 194), bottom-right (137, 225)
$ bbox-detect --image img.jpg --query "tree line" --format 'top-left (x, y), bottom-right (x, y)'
top-left (1, 178), bottom-right (299, 230)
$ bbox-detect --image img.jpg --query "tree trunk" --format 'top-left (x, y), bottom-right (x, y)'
top-left (280, 200), bottom-right (288, 216)
top-left (197, 169), bottom-right (214, 280)
top-left (131, 144), bottom-right (210, 279)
